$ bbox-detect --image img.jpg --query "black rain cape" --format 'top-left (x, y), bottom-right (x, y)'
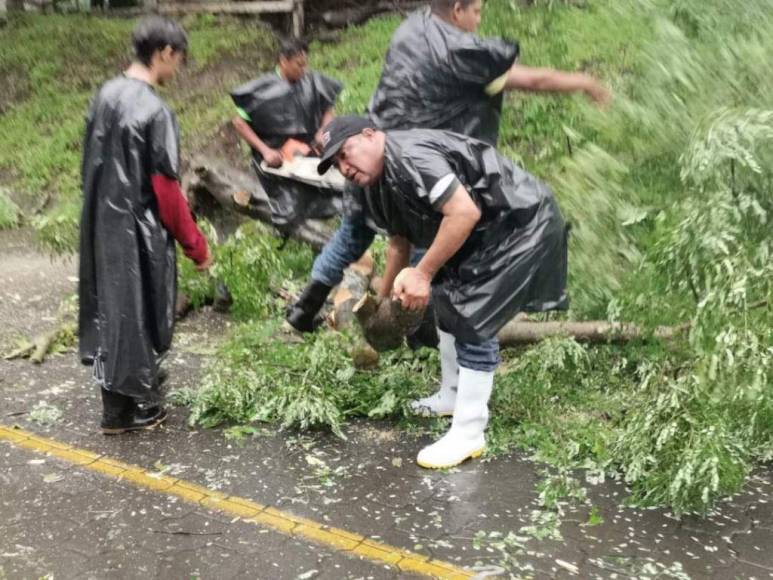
top-left (231, 71), bottom-right (344, 228)
top-left (79, 76), bottom-right (179, 402)
top-left (351, 129), bottom-right (569, 344)
top-left (368, 8), bottom-right (519, 146)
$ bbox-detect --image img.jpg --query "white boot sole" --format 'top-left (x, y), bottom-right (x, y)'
top-left (410, 407), bottom-right (454, 418)
top-left (416, 446), bottom-right (485, 469)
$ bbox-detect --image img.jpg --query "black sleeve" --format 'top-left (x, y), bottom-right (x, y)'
top-left (149, 107), bottom-right (181, 180)
top-left (446, 35), bottom-right (519, 88)
top-left (404, 145), bottom-right (462, 211)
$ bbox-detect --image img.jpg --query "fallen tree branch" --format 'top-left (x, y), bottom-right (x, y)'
top-left (184, 154), bottom-right (334, 250)
top-left (4, 320), bottom-right (76, 364)
top-left (496, 320), bottom-right (691, 346)
top-left (350, 293), bottom-right (692, 352)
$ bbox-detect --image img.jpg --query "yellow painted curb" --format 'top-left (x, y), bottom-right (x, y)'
top-left (0, 425), bottom-right (475, 579)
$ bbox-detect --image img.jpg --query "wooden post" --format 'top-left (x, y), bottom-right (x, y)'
top-left (292, 0), bottom-right (303, 37)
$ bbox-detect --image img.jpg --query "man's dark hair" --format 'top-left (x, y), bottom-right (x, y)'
top-left (431, 0), bottom-right (477, 15)
top-left (132, 16), bottom-right (188, 66)
top-left (278, 38), bottom-right (309, 61)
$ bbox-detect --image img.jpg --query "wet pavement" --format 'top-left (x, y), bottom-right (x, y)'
top-left (2, 232), bottom-right (773, 579)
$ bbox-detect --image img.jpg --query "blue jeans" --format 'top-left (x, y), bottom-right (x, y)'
top-left (311, 215), bottom-right (425, 287)
top-left (455, 338), bottom-right (500, 372)
top-left (311, 215), bottom-right (376, 287)
top-left (311, 216), bottom-right (499, 370)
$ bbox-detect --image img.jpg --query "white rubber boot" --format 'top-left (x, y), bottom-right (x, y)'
top-left (416, 367), bottom-right (494, 469)
top-left (410, 330), bottom-right (458, 417)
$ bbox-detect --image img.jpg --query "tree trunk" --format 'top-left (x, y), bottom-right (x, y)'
top-left (350, 294), bottom-right (690, 352)
top-left (496, 320), bottom-right (690, 345)
top-left (320, 1), bottom-right (425, 28)
top-left (184, 154), bottom-right (334, 250)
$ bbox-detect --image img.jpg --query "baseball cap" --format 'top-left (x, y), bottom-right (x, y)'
top-left (317, 116), bottom-right (376, 175)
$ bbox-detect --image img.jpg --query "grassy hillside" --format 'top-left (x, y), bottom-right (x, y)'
top-left (0, 13), bottom-right (274, 251)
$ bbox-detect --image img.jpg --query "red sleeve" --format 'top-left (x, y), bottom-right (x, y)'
top-left (151, 174), bottom-right (209, 265)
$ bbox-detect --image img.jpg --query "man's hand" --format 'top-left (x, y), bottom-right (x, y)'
top-left (392, 267), bottom-right (432, 311)
top-left (282, 139), bottom-right (312, 160)
top-left (584, 79), bottom-right (612, 107)
top-left (196, 250), bottom-right (214, 272)
top-left (312, 130), bottom-right (325, 155)
top-left (263, 148), bottom-right (284, 168)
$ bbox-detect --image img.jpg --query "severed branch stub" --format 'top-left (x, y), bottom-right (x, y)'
top-left (353, 294), bottom-right (426, 352)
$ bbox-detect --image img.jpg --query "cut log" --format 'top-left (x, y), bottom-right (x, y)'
top-left (353, 294), bottom-right (426, 352)
top-left (184, 154), bottom-right (334, 250)
top-left (330, 267), bottom-right (372, 331)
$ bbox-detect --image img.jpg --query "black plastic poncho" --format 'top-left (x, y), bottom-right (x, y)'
top-left (231, 71), bottom-right (343, 228)
top-left (354, 129), bottom-right (569, 344)
top-left (368, 8), bottom-right (519, 146)
top-left (79, 76), bottom-right (179, 403)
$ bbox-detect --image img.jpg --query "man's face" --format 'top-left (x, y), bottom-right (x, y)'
top-left (156, 46), bottom-right (185, 85)
top-left (335, 130), bottom-right (385, 187)
top-left (452, 0), bottom-right (483, 33)
top-left (279, 52), bottom-right (308, 83)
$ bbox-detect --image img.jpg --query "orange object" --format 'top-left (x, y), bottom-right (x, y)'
top-left (281, 138), bottom-right (312, 162)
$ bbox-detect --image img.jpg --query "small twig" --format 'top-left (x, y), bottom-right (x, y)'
top-left (150, 530), bottom-right (223, 537)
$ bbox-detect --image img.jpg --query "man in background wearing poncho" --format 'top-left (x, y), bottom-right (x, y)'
top-left (230, 39), bottom-right (343, 240)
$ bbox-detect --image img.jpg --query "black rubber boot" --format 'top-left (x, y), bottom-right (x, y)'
top-left (101, 389), bottom-right (167, 435)
top-left (133, 403), bottom-right (168, 428)
top-left (100, 389), bottom-right (135, 434)
top-left (285, 280), bottom-right (333, 333)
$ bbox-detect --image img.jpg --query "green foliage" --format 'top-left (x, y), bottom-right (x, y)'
top-left (188, 0), bottom-right (773, 516)
top-left (189, 321), bottom-right (436, 437)
top-left (0, 14), bottom-right (273, 254)
top-left (210, 222), bottom-right (294, 320)
top-left (177, 220), bottom-right (218, 308)
top-left (0, 190), bottom-right (21, 229)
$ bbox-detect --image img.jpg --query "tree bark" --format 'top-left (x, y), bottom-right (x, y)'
top-left (353, 294), bottom-right (426, 352)
top-left (496, 320), bottom-right (690, 346)
top-left (184, 154), bottom-right (334, 250)
top-left (329, 254), bottom-right (373, 330)
top-left (350, 293), bottom-right (690, 352)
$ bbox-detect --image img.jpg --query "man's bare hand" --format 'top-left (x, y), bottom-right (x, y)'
top-left (196, 251), bottom-right (214, 272)
top-left (585, 80), bottom-right (612, 107)
top-left (263, 148), bottom-right (284, 168)
top-left (392, 267), bottom-right (431, 311)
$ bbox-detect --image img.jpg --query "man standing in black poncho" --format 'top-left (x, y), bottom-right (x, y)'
top-left (230, 39), bottom-right (344, 235)
top-left (316, 117), bottom-right (569, 469)
top-left (80, 17), bottom-right (212, 435)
